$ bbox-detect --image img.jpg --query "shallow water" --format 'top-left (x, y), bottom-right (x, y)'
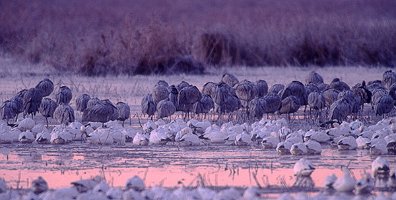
top-left (1, 143), bottom-right (395, 192)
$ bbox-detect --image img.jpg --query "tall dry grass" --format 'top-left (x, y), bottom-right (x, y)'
top-left (0, 0), bottom-right (395, 75)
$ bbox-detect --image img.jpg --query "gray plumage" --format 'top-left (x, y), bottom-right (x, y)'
top-left (141, 94), bottom-right (156, 117)
top-left (322, 89), bottom-right (339, 108)
top-left (308, 92), bottom-right (325, 110)
top-left (352, 81), bottom-right (372, 105)
top-left (329, 98), bottom-right (351, 122)
top-left (152, 85), bottom-right (169, 105)
top-left (202, 81), bottom-right (216, 97)
top-left (337, 90), bottom-right (361, 114)
top-left (221, 94), bottom-right (241, 113)
top-left (279, 96), bottom-right (301, 115)
top-left (371, 89), bottom-right (388, 106)
top-left (221, 73), bottom-right (239, 87)
top-left (249, 97), bottom-right (266, 119)
top-left (375, 95), bottom-right (394, 116)
top-left (305, 71), bottom-right (324, 85)
top-left (388, 83), bottom-right (396, 105)
top-left (35, 78), bottom-right (54, 97)
top-left (329, 78), bottom-right (350, 92)
top-left (116, 102), bottom-right (130, 126)
top-left (269, 84), bottom-right (285, 95)
top-left (280, 81), bottom-right (307, 106)
top-left (156, 100), bottom-right (176, 118)
top-left (54, 104), bottom-right (75, 125)
top-left (1, 100), bottom-right (17, 124)
top-left (11, 90), bottom-right (25, 118)
top-left (178, 85), bottom-right (202, 113)
top-left (255, 80), bottom-right (268, 97)
top-left (383, 70), bottom-right (396, 89)
top-left (82, 99), bottom-right (117, 124)
top-left (212, 82), bottom-right (239, 114)
top-left (76, 94), bottom-right (91, 112)
top-left (155, 80), bottom-right (169, 87)
top-left (317, 83), bottom-right (330, 92)
top-left (86, 97), bottom-right (100, 109)
top-left (305, 83), bottom-right (320, 95)
top-left (23, 87), bottom-right (44, 117)
top-left (235, 80), bottom-right (257, 107)
top-left (39, 98), bottom-right (58, 126)
top-left (168, 85), bottom-right (179, 109)
top-left (367, 80), bottom-right (385, 93)
top-left (55, 86), bottom-right (72, 105)
top-left (177, 81), bottom-right (190, 91)
top-left (262, 94), bottom-right (282, 114)
top-left (193, 94), bottom-right (214, 114)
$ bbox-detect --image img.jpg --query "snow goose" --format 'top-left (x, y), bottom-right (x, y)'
top-left (242, 186), bottom-right (261, 200)
top-left (333, 167), bottom-right (356, 193)
top-left (18, 130), bottom-right (35, 143)
top-left (93, 181), bottom-right (110, 194)
top-left (106, 188), bottom-right (123, 199)
top-left (293, 158), bottom-right (315, 177)
top-left (71, 176), bottom-right (103, 193)
top-left (337, 136), bottom-right (357, 150)
top-left (261, 135), bottom-right (280, 149)
top-left (290, 142), bottom-right (308, 155)
top-left (234, 131), bottom-right (252, 146)
top-left (356, 136), bottom-right (370, 149)
top-left (31, 176), bottom-right (48, 194)
top-left (370, 138), bottom-right (388, 155)
top-left (354, 173), bottom-right (374, 195)
top-left (125, 176), bottom-right (145, 192)
top-left (372, 156), bottom-right (390, 177)
top-left (324, 174), bottom-right (337, 190)
top-left (17, 118), bottom-right (35, 131)
top-left (132, 132), bottom-right (149, 146)
top-left (175, 127), bottom-right (201, 146)
top-left (304, 140), bottom-right (322, 154)
top-left (304, 129), bottom-right (331, 143)
top-left (213, 187), bottom-right (241, 200)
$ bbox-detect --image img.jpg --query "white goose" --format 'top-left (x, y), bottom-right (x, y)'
top-left (304, 140), bottom-right (322, 154)
top-left (370, 138), bottom-right (388, 155)
top-left (372, 156), bottom-right (390, 177)
top-left (354, 173), bottom-right (374, 195)
top-left (324, 174), bottom-right (337, 189)
top-left (125, 176), bottom-right (145, 192)
top-left (132, 132), bottom-right (149, 146)
top-left (18, 130), bottom-right (35, 143)
top-left (261, 135), bottom-right (280, 149)
top-left (234, 131), bottom-right (252, 146)
top-left (333, 167), bottom-right (356, 193)
top-left (293, 158), bottom-right (315, 177)
top-left (356, 136), bottom-right (370, 149)
top-left (290, 142), bottom-right (308, 155)
top-left (337, 136), bottom-right (357, 150)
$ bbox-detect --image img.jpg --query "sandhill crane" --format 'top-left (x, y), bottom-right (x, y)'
top-left (221, 73), bottom-right (239, 87)
top-left (55, 86), bottom-right (72, 105)
top-left (305, 71), bottom-right (324, 85)
top-left (23, 87), bottom-right (44, 118)
top-left (255, 80), bottom-right (268, 97)
top-left (35, 78), bottom-right (54, 97)
top-left (54, 104), bottom-right (75, 125)
top-left (157, 100), bottom-right (176, 119)
top-left (76, 94), bottom-right (91, 113)
top-left (141, 94), bottom-right (156, 119)
top-left (116, 102), bottom-right (130, 127)
top-left (39, 98), bottom-right (58, 127)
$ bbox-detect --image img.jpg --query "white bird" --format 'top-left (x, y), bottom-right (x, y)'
top-left (261, 135), bottom-right (280, 149)
top-left (71, 176), bottom-right (103, 193)
top-left (304, 140), bottom-right (322, 154)
top-left (388, 171), bottom-right (396, 188)
top-left (18, 130), bottom-right (35, 143)
top-left (17, 118), bottom-right (35, 131)
top-left (213, 187), bottom-right (241, 200)
top-left (93, 181), bottom-right (110, 193)
top-left (50, 125), bottom-right (76, 144)
top-left (276, 141), bottom-right (293, 155)
top-left (356, 136), bottom-right (370, 149)
top-left (385, 134), bottom-right (396, 154)
top-left (132, 132), bottom-right (149, 146)
top-left (125, 176), bottom-right (145, 192)
top-left (123, 190), bottom-right (144, 200)
top-left (333, 167), bottom-right (356, 193)
top-left (76, 190), bottom-right (107, 200)
top-left (234, 131), bottom-right (252, 146)
top-left (41, 187), bottom-right (79, 200)
top-left (203, 124), bottom-right (227, 143)
top-left (149, 126), bottom-right (173, 145)
top-left (31, 124), bottom-right (47, 135)
top-left (337, 136), bottom-right (357, 150)
top-left (175, 128), bottom-right (201, 146)
top-left (293, 158), bottom-right (315, 177)
top-left (354, 173), bottom-right (374, 195)
top-left (372, 156), bottom-right (390, 177)
top-left (31, 176), bottom-right (48, 194)
top-left (106, 188), bottom-right (123, 199)
top-left (142, 120), bottom-right (157, 133)
top-left (324, 174), bottom-right (337, 189)
top-left (370, 138), bottom-right (388, 155)
top-left (242, 186), bottom-right (261, 200)
top-left (290, 142), bottom-right (308, 155)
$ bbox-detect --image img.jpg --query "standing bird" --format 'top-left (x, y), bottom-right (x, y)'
top-left (235, 80), bottom-right (257, 109)
top-left (35, 78), bottom-right (54, 97)
top-left (141, 94), bottom-right (156, 118)
top-left (262, 94), bottom-right (282, 118)
top-left (82, 99), bottom-right (117, 126)
top-left (23, 87), bottom-right (44, 118)
top-left (177, 81), bottom-right (190, 91)
top-left (155, 80), bottom-right (169, 87)
top-left (156, 100), bottom-right (176, 119)
top-left (38, 98), bottom-right (58, 127)
top-left (1, 100), bottom-right (17, 125)
top-left (329, 78), bottom-right (350, 92)
top-left (249, 97), bottom-right (266, 120)
top-left (55, 86), bottom-right (72, 105)
top-left (76, 94), bottom-right (91, 113)
top-left (152, 85), bottom-right (169, 105)
top-left (11, 89), bottom-right (26, 120)
top-left (86, 97), bottom-right (101, 109)
top-left (202, 81), bottom-right (216, 97)
top-left (255, 80), bottom-right (268, 97)
top-left (54, 104), bottom-right (75, 125)
top-left (178, 85), bottom-right (202, 118)
top-left (281, 81), bottom-right (307, 105)
top-left (116, 102), bottom-right (130, 127)
top-left (322, 89), bottom-right (339, 109)
top-left (388, 83), bottom-right (396, 105)
top-left (269, 84), bottom-right (285, 95)
top-left (221, 73), bottom-right (239, 87)
top-left (279, 96), bottom-right (301, 119)
top-left (168, 85), bottom-right (179, 109)
top-left (383, 70), bottom-right (396, 90)
top-left (308, 92), bottom-right (325, 120)
top-left (329, 98), bottom-right (351, 123)
top-left (193, 94), bottom-right (214, 117)
top-left (374, 95), bottom-right (394, 116)
top-left (352, 81), bottom-right (372, 109)
top-left (305, 71), bottom-right (324, 85)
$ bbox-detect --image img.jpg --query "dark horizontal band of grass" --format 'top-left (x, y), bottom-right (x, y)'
top-left (0, 0), bottom-right (395, 76)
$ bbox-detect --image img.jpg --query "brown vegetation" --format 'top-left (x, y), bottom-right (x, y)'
top-left (0, 0), bottom-right (395, 76)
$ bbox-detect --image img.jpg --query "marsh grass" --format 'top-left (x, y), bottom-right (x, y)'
top-left (0, 0), bottom-right (395, 76)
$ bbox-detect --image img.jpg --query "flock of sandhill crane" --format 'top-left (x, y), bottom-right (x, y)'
top-left (142, 70), bottom-right (396, 125)
top-left (0, 79), bottom-right (131, 127)
top-left (1, 69), bottom-right (396, 127)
